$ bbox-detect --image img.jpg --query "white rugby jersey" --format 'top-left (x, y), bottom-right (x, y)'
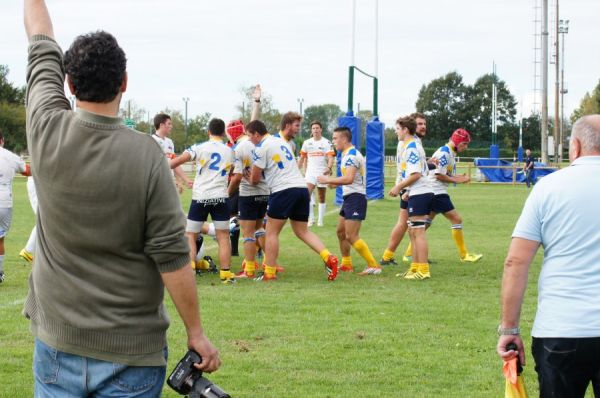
top-left (0, 147), bottom-right (27, 208)
top-left (185, 138), bottom-right (234, 201)
top-left (152, 134), bottom-right (175, 159)
top-left (300, 137), bottom-right (335, 176)
top-left (395, 140), bottom-right (406, 185)
top-left (273, 131), bottom-right (297, 154)
top-left (428, 143), bottom-right (457, 195)
top-left (253, 135), bottom-right (306, 194)
top-left (401, 138), bottom-right (432, 196)
top-left (340, 146), bottom-right (366, 196)
top-left (233, 136), bottom-right (269, 197)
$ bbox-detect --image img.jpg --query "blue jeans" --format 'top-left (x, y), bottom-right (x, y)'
top-left (33, 338), bottom-right (167, 397)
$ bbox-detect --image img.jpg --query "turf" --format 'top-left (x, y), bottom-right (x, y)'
top-left (0, 178), bottom-right (555, 397)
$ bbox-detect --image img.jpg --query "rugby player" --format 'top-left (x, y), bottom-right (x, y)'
top-left (274, 112), bottom-right (301, 154)
top-left (246, 120), bottom-right (338, 281)
top-left (152, 113), bottom-right (192, 192)
top-left (317, 127), bottom-right (380, 275)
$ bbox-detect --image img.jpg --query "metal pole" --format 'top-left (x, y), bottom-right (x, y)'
top-left (559, 19), bottom-right (569, 163)
top-left (554, 0), bottom-right (560, 163)
top-left (351, 0), bottom-right (356, 66)
top-left (182, 97), bottom-right (189, 146)
top-left (347, 66), bottom-right (355, 114)
top-left (492, 62), bottom-right (497, 146)
top-left (541, 0), bottom-right (549, 164)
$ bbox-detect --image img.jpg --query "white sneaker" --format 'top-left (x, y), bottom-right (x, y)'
top-left (358, 267), bottom-right (382, 276)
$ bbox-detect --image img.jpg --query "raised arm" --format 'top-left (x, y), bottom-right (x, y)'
top-left (24, 0), bottom-right (55, 40)
top-left (250, 84), bottom-right (261, 122)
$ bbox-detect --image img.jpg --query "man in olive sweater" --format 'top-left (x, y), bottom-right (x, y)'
top-left (23, 1), bottom-right (220, 396)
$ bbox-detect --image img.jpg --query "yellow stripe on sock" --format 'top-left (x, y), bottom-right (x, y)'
top-left (264, 265), bottom-right (277, 277)
top-left (342, 256), bottom-right (353, 266)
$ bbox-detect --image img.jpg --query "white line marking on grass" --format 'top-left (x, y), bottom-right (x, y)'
top-left (0, 298), bottom-right (25, 310)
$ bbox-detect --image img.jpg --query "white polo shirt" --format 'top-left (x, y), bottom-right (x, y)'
top-left (0, 147), bottom-right (27, 208)
top-left (300, 137), bottom-right (334, 176)
top-left (340, 146), bottom-right (366, 196)
top-left (252, 135), bottom-right (306, 194)
top-left (185, 138), bottom-right (234, 201)
top-left (428, 143), bottom-right (457, 195)
top-left (512, 156), bottom-right (600, 338)
top-left (232, 136), bottom-right (269, 197)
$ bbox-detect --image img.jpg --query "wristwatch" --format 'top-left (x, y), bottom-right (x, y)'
top-left (497, 325), bottom-right (520, 336)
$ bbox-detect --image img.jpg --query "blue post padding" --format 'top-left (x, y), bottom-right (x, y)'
top-left (335, 113), bottom-right (362, 205)
top-left (517, 146), bottom-right (524, 162)
top-left (365, 117), bottom-right (385, 200)
top-left (490, 144), bottom-right (500, 159)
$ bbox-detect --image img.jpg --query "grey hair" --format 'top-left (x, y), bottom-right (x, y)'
top-left (572, 115), bottom-right (600, 154)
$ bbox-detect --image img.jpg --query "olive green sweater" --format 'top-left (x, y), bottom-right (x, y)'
top-left (23, 35), bottom-right (190, 366)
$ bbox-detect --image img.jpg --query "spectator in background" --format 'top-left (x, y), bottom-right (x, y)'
top-left (524, 149), bottom-right (535, 188)
top-left (497, 115), bottom-right (600, 397)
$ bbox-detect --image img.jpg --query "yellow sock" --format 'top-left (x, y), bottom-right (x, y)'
top-left (404, 242), bottom-right (413, 257)
top-left (191, 260), bottom-right (196, 270)
top-left (352, 239), bottom-right (378, 268)
top-left (342, 256), bottom-right (353, 266)
top-left (382, 249), bottom-right (395, 261)
top-left (264, 265), bottom-right (277, 278)
top-left (220, 269), bottom-right (233, 279)
top-left (451, 228), bottom-right (468, 258)
top-left (319, 249), bottom-right (332, 262)
top-left (244, 260), bottom-right (256, 274)
top-left (409, 262), bottom-right (418, 273)
top-left (418, 263), bottom-right (430, 274)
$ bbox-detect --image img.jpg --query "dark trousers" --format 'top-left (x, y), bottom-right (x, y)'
top-left (526, 169), bottom-right (535, 187)
top-left (532, 337), bottom-right (600, 397)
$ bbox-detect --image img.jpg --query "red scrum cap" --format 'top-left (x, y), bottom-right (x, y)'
top-left (226, 120), bottom-right (245, 143)
top-left (450, 128), bottom-right (471, 147)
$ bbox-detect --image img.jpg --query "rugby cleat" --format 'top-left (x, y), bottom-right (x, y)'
top-left (19, 249), bottom-right (34, 263)
top-left (396, 267), bottom-right (415, 278)
top-left (204, 256), bottom-right (219, 273)
top-left (325, 255), bottom-right (339, 281)
top-left (339, 264), bottom-right (354, 272)
top-left (404, 271), bottom-right (431, 280)
top-left (461, 253), bottom-right (483, 263)
top-left (379, 258), bottom-right (398, 266)
top-left (220, 270), bottom-right (237, 285)
top-left (358, 266), bottom-right (382, 276)
top-left (253, 271), bottom-right (277, 282)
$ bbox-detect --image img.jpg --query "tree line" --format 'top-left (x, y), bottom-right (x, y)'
top-left (1, 64), bottom-right (598, 155)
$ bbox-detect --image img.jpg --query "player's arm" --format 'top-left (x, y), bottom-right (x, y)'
top-left (24, 0), bottom-right (55, 39)
top-left (173, 165), bottom-right (192, 188)
top-left (229, 173), bottom-right (242, 196)
top-left (170, 151), bottom-right (192, 169)
top-left (389, 173), bottom-right (420, 197)
top-left (325, 152), bottom-right (335, 175)
top-left (250, 84), bottom-right (261, 122)
top-left (161, 267), bottom-right (221, 373)
top-left (436, 173), bottom-right (470, 184)
top-left (250, 165), bottom-right (263, 185)
top-left (497, 237), bottom-right (540, 366)
top-left (298, 152), bottom-right (307, 172)
top-left (317, 165), bottom-right (356, 186)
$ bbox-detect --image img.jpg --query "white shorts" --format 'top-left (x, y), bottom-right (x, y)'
top-left (0, 208), bottom-right (13, 238)
top-left (305, 174), bottom-right (327, 189)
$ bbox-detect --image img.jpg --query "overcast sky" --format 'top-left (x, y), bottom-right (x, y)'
top-left (2, 0), bottom-right (599, 128)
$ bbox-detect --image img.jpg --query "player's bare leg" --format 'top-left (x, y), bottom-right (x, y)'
top-left (290, 220), bottom-right (338, 281)
top-left (262, 217), bottom-right (286, 280)
top-left (336, 216), bottom-right (353, 271)
top-left (381, 208), bottom-right (408, 266)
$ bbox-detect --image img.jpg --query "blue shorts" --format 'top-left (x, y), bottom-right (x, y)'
top-left (267, 187), bottom-right (310, 221)
top-left (238, 195), bottom-right (269, 221)
top-left (407, 193), bottom-right (434, 217)
top-left (340, 193), bottom-right (367, 220)
top-left (431, 194), bottom-right (455, 214)
top-left (188, 198), bottom-right (230, 222)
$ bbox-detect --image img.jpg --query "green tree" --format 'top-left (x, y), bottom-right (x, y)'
top-left (466, 74), bottom-right (518, 144)
top-left (301, 104), bottom-right (344, 138)
top-left (571, 79), bottom-right (600, 122)
top-left (0, 65), bottom-right (27, 152)
top-left (521, 113), bottom-right (542, 151)
top-left (235, 85), bottom-right (281, 135)
top-left (415, 72), bottom-right (469, 141)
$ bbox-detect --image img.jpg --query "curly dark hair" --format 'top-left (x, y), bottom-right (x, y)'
top-left (63, 31), bottom-right (127, 103)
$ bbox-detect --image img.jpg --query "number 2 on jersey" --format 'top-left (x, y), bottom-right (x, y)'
top-left (209, 153), bottom-right (221, 170)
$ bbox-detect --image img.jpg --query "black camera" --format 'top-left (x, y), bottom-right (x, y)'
top-left (167, 350), bottom-right (230, 398)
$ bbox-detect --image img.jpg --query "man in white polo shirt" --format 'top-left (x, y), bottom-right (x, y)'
top-left (246, 120), bottom-right (338, 282)
top-left (497, 115), bottom-right (600, 397)
top-left (299, 121), bottom-right (335, 227)
top-left (152, 113), bottom-right (191, 192)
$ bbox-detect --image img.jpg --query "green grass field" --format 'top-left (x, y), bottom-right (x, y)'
top-left (1, 179), bottom-right (548, 397)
